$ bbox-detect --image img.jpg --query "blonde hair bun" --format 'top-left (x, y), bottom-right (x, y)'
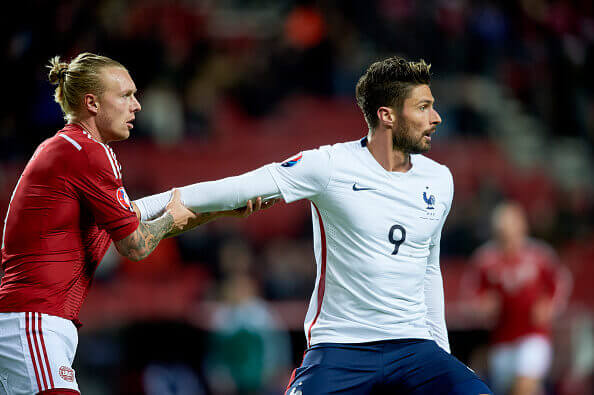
top-left (48, 56), bottom-right (69, 86)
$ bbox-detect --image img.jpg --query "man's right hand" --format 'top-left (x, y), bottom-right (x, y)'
top-left (165, 188), bottom-right (197, 233)
top-left (115, 189), bottom-right (191, 262)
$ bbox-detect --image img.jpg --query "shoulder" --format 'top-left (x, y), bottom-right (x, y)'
top-left (328, 138), bottom-right (365, 154)
top-left (526, 238), bottom-right (559, 262)
top-left (276, 139), bottom-right (363, 175)
top-left (37, 130), bottom-right (88, 169)
top-left (416, 155), bottom-right (453, 193)
top-left (56, 127), bottom-right (121, 180)
top-left (415, 154), bottom-right (452, 178)
top-left (471, 241), bottom-right (500, 267)
top-left (414, 155), bottom-right (454, 204)
top-left (292, 139), bottom-right (363, 157)
top-left (282, 141), bottom-right (342, 165)
top-left (304, 139), bottom-right (365, 164)
top-left (307, 139), bottom-right (364, 169)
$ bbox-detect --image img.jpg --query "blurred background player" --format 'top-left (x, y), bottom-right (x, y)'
top-left (135, 56), bottom-right (493, 394)
top-left (0, 53), bottom-right (265, 395)
top-left (465, 202), bottom-right (572, 395)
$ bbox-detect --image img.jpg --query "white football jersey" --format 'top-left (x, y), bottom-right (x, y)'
top-left (267, 138), bottom-right (453, 347)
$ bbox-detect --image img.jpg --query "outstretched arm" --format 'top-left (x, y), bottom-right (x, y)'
top-left (134, 165), bottom-right (281, 220)
top-left (134, 147), bottom-right (333, 223)
top-left (115, 189), bottom-right (193, 261)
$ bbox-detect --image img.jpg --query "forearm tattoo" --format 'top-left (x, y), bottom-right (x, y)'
top-left (115, 212), bottom-right (174, 261)
top-left (163, 211), bottom-right (221, 239)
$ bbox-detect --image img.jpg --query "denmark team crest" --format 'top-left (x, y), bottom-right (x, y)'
top-left (116, 187), bottom-right (133, 212)
top-left (59, 366), bottom-right (75, 382)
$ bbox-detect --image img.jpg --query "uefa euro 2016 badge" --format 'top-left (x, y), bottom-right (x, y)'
top-left (116, 187), bottom-right (134, 212)
top-left (281, 153), bottom-right (303, 167)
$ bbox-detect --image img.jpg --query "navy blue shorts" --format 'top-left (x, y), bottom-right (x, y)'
top-left (285, 339), bottom-right (492, 395)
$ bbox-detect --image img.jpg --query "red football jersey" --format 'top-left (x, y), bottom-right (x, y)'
top-left (469, 239), bottom-right (568, 344)
top-left (0, 124), bottom-right (139, 325)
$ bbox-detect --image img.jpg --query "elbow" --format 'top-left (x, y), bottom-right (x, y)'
top-left (120, 247), bottom-right (149, 262)
top-left (124, 252), bottom-right (144, 262)
top-left (114, 240), bottom-right (147, 262)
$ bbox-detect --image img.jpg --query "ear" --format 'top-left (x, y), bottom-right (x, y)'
top-left (377, 106), bottom-right (395, 128)
top-left (84, 94), bottom-right (100, 115)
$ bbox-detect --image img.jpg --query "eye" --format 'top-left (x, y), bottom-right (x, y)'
top-left (420, 105), bottom-right (427, 111)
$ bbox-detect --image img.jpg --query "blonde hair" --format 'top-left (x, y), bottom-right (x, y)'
top-left (48, 53), bottom-right (126, 122)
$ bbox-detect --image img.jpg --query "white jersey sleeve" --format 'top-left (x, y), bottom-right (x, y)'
top-left (424, 167), bottom-right (454, 353)
top-left (134, 165), bottom-right (281, 219)
top-left (134, 147), bottom-right (332, 220)
top-left (266, 147), bottom-right (333, 203)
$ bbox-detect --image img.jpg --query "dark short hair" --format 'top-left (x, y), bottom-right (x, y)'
top-left (356, 56), bottom-right (431, 129)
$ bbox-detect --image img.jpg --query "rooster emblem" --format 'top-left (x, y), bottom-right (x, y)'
top-left (423, 191), bottom-right (436, 209)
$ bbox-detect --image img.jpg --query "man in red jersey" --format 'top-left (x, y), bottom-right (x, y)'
top-left (465, 202), bottom-right (572, 395)
top-left (0, 53), bottom-right (267, 395)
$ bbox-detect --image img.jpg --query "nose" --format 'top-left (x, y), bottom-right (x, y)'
top-left (132, 95), bottom-right (141, 113)
top-left (431, 108), bottom-right (442, 125)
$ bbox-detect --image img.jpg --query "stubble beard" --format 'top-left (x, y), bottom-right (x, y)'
top-left (392, 119), bottom-right (431, 154)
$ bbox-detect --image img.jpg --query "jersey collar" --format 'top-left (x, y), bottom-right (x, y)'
top-left (359, 136), bottom-right (418, 178)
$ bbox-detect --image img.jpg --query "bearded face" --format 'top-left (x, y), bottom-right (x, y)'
top-left (391, 85), bottom-right (440, 154)
top-left (393, 115), bottom-right (435, 154)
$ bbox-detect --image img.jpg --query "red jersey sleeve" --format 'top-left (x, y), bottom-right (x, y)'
top-left (67, 143), bottom-right (139, 241)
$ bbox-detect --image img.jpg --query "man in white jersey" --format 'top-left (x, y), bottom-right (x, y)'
top-left (134, 56), bottom-right (492, 394)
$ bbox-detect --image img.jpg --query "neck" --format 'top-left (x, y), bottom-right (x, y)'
top-left (366, 127), bottom-right (411, 172)
top-left (70, 116), bottom-right (106, 143)
top-left (500, 237), bottom-right (526, 254)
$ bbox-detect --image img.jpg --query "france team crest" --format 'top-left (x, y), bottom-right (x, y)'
top-left (423, 190), bottom-right (436, 209)
top-left (281, 153), bottom-right (303, 167)
top-left (420, 187), bottom-right (441, 221)
top-left (116, 187), bottom-right (133, 212)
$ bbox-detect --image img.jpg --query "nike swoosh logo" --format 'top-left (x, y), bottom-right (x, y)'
top-left (352, 183), bottom-right (375, 191)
